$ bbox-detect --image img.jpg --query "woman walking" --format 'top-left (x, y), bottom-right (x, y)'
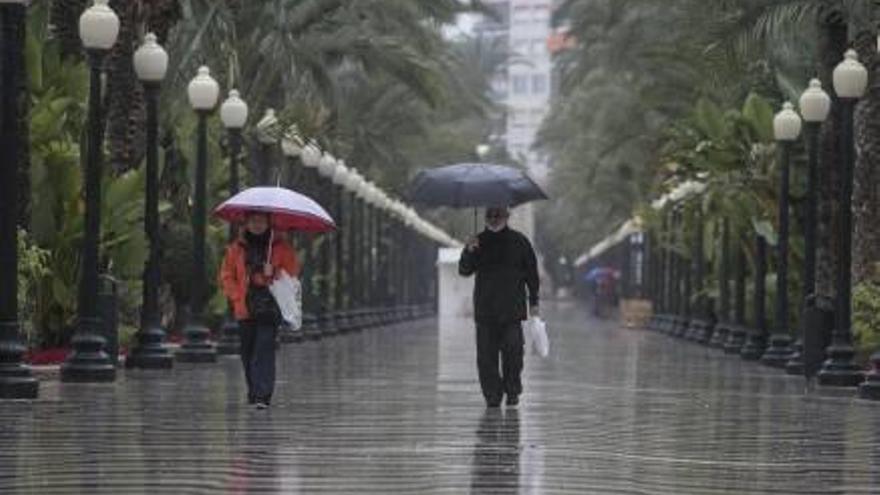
top-left (220, 211), bottom-right (299, 409)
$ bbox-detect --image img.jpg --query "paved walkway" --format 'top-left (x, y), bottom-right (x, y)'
top-left (1, 301), bottom-right (879, 494)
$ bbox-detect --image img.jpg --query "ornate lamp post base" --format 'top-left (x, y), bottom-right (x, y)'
top-left (0, 322), bottom-right (38, 399)
top-left (176, 322), bottom-right (217, 363)
top-left (784, 339), bottom-right (804, 375)
top-left (760, 334), bottom-right (794, 368)
top-left (126, 323), bottom-right (173, 369)
top-left (216, 318), bottom-right (240, 355)
top-left (739, 333), bottom-right (767, 361)
top-left (708, 324), bottom-right (729, 349)
top-left (723, 326), bottom-right (748, 354)
top-left (817, 344), bottom-right (863, 387)
top-left (61, 318), bottom-right (117, 382)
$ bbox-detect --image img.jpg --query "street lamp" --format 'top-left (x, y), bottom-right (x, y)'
top-left (761, 102), bottom-right (802, 368)
top-left (299, 142), bottom-right (323, 340)
top-left (127, 32), bottom-right (173, 369)
top-left (345, 170), bottom-right (366, 327)
top-left (366, 183), bottom-right (385, 326)
top-left (62, 0), bottom-right (120, 382)
top-left (177, 66), bottom-right (219, 363)
top-left (375, 192), bottom-right (393, 322)
top-left (215, 89), bottom-right (249, 356)
top-left (787, 79), bottom-right (831, 375)
top-left (0, 0), bottom-right (39, 398)
top-left (819, 50), bottom-right (868, 386)
top-left (331, 161), bottom-right (350, 330)
top-left (317, 152), bottom-right (339, 335)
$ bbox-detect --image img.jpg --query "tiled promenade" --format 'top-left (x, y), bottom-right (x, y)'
top-left (1, 301), bottom-right (879, 494)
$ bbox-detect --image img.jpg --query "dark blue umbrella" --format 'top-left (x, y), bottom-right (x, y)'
top-left (407, 163), bottom-right (548, 208)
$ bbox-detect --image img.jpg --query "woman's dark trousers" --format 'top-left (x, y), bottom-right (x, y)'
top-left (239, 320), bottom-right (277, 403)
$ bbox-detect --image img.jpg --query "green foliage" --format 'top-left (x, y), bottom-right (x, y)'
top-left (25, 6), bottom-right (147, 346)
top-left (853, 282), bottom-right (880, 354)
top-left (16, 229), bottom-right (51, 346)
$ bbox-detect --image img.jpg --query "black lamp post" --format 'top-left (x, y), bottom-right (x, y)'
top-left (761, 102), bottom-right (802, 367)
top-left (215, 89), bottom-right (248, 355)
top-left (710, 220), bottom-right (731, 348)
top-left (0, 0), bottom-right (38, 398)
top-left (819, 49), bottom-right (868, 387)
top-left (176, 66), bottom-right (220, 363)
top-left (331, 162), bottom-right (350, 331)
top-left (741, 234), bottom-right (768, 360)
top-left (341, 172), bottom-right (361, 330)
top-left (723, 241), bottom-right (749, 354)
top-left (127, 33), bottom-right (173, 369)
top-left (365, 186), bottom-right (383, 326)
top-left (62, 0), bottom-right (120, 382)
top-left (316, 151), bottom-right (339, 335)
top-left (298, 143), bottom-right (324, 340)
top-left (788, 79), bottom-right (831, 375)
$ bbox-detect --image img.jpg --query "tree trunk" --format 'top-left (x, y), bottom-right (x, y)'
top-left (814, 2), bottom-right (848, 303)
top-left (853, 30), bottom-right (880, 284)
top-left (103, 0), bottom-right (182, 174)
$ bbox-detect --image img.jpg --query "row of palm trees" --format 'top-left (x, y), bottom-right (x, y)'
top-left (538, 0), bottom-right (880, 352)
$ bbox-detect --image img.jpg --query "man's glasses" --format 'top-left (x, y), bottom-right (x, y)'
top-left (486, 213), bottom-right (507, 219)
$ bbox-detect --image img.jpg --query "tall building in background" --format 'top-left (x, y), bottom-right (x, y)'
top-left (473, 0), bottom-right (553, 239)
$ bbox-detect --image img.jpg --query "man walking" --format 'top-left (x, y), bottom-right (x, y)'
top-left (459, 207), bottom-right (540, 408)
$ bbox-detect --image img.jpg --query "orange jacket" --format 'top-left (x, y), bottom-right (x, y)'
top-left (219, 236), bottom-right (300, 321)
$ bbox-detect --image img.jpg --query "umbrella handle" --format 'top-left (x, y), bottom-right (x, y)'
top-left (474, 208), bottom-right (478, 234)
top-left (267, 229), bottom-right (274, 263)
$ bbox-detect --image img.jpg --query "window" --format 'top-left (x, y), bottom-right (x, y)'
top-left (512, 75), bottom-right (529, 95)
top-left (532, 74), bottom-right (547, 94)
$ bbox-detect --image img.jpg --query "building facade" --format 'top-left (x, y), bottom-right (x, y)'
top-left (474, 0), bottom-right (554, 238)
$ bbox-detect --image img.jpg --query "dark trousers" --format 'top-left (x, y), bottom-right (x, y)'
top-left (476, 320), bottom-right (524, 402)
top-left (239, 320), bottom-right (277, 403)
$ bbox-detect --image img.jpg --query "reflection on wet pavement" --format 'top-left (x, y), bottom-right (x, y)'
top-left (1, 301), bottom-right (879, 494)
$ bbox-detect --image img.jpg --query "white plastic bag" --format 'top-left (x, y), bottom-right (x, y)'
top-left (524, 316), bottom-right (549, 357)
top-left (269, 269), bottom-right (302, 330)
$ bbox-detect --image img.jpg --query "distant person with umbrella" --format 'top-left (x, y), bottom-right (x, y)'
top-left (459, 206), bottom-right (540, 408)
top-left (216, 186), bottom-right (336, 410)
top-left (584, 267), bottom-right (619, 318)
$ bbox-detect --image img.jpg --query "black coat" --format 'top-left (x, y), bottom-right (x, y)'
top-left (458, 227), bottom-right (539, 323)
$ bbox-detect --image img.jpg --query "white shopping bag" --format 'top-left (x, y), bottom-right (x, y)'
top-left (524, 316), bottom-right (549, 357)
top-left (269, 269), bottom-right (302, 330)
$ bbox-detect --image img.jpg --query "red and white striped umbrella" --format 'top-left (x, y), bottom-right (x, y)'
top-left (214, 186), bottom-right (336, 232)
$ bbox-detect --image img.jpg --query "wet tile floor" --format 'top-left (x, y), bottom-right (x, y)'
top-left (1, 301), bottom-right (879, 494)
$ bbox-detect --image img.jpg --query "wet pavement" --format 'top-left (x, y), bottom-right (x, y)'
top-left (1, 300), bottom-right (880, 494)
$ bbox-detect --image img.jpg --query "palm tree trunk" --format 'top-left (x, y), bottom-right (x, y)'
top-left (103, 0), bottom-right (182, 174)
top-left (814, 2), bottom-right (848, 303)
top-left (853, 31), bottom-right (880, 284)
